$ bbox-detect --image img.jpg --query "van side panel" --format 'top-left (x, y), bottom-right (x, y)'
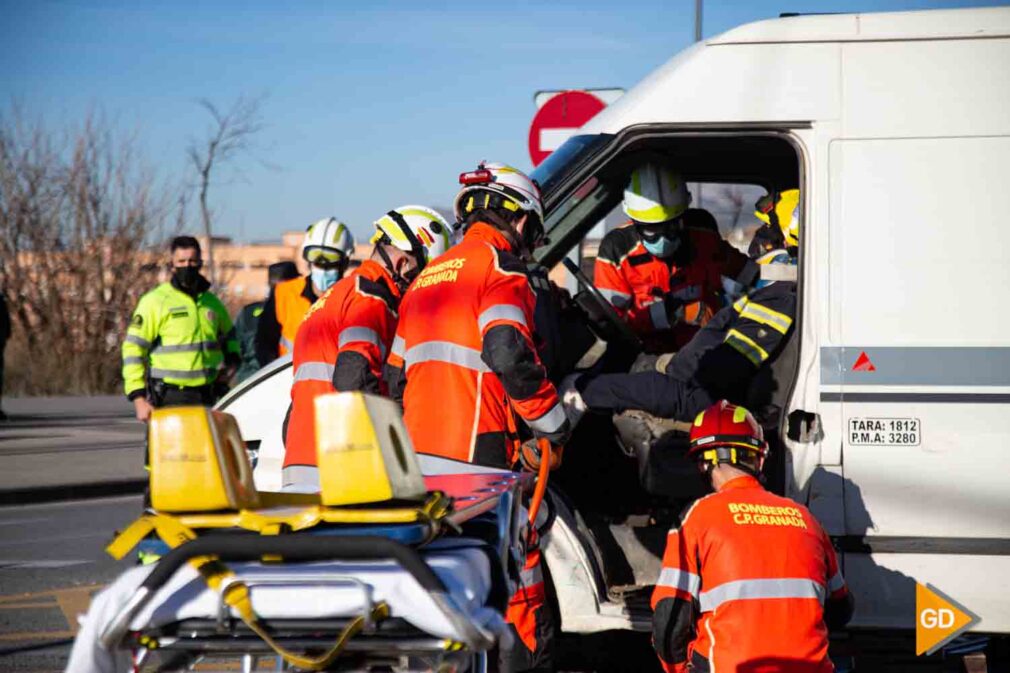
top-left (832, 137), bottom-right (1010, 345)
top-left (830, 38), bottom-right (1010, 632)
top-left (831, 135), bottom-right (1010, 537)
top-left (842, 39), bottom-right (1010, 139)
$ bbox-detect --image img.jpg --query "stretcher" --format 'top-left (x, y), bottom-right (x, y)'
top-left (68, 393), bottom-right (552, 673)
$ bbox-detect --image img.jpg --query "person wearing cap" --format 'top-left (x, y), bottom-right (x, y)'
top-left (563, 190), bottom-right (800, 425)
top-left (282, 206), bottom-right (450, 491)
top-left (233, 261), bottom-right (299, 383)
top-left (651, 399), bottom-right (852, 673)
top-left (385, 162), bottom-right (569, 672)
top-left (594, 163), bottom-right (757, 353)
top-left (255, 218), bottom-right (355, 367)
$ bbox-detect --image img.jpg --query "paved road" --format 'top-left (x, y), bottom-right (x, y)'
top-left (0, 494), bottom-right (140, 672)
top-left (0, 397), bottom-right (145, 494)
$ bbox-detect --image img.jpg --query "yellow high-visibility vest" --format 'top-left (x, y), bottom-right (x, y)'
top-left (122, 281), bottom-right (238, 396)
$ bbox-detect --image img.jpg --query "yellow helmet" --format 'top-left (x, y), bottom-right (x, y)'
top-left (371, 205), bottom-right (451, 264)
top-left (754, 189), bottom-right (800, 248)
top-left (622, 163), bottom-right (691, 224)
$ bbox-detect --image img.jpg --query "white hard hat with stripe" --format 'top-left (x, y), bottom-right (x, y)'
top-left (453, 161), bottom-right (543, 223)
top-left (302, 217), bottom-right (355, 264)
top-left (371, 205), bottom-right (451, 263)
top-left (623, 163), bottom-right (691, 224)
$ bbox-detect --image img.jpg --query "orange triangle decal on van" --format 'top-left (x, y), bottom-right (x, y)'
top-left (852, 351), bottom-right (876, 372)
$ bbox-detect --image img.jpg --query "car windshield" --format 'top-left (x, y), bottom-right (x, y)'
top-left (530, 133), bottom-right (614, 201)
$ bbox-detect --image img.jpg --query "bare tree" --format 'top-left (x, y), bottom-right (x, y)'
top-left (187, 95), bottom-right (265, 286)
top-left (0, 107), bottom-right (179, 394)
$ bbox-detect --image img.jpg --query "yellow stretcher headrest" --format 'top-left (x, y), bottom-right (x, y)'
top-left (315, 392), bottom-right (427, 506)
top-left (148, 406), bottom-right (260, 513)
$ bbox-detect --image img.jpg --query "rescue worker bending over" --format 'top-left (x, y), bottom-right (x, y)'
top-left (255, 217), bottom-right (355, 367)
top-left (564, 190), bottom-right (800, 424)
top-left (283, 206), bottom-right (450, 491)
top-left (386, 162), bottom-right (570, 467)
top-left (594, 163), bottom-right (757, 353)
top-left (123, 236), bottom-right (240, 422)
top-left (385, 162), bottom-right (569, 672)
top-left (652, 400), bottom-right (853, 672)
top-left (234, 261), bottom-right (299, 383)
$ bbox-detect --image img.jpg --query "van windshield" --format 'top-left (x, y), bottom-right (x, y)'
top-left (530, 133), bottom-right (614, 201)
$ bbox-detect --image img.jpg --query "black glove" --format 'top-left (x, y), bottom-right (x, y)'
top-left (663, 293), bottom-right (686, 325)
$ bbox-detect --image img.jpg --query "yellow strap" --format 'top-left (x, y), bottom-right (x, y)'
top-left (219, 579), bottom-right (390, 671)
top-left (172, 491), bottom-right (453, 534)
top-left (107, 512), bottom-right (392, 669)
top-left (106, 516), bottom-right (157, 560)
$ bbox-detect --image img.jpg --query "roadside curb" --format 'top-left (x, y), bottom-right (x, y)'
top-left (0, 479), bottom-right (147, 507)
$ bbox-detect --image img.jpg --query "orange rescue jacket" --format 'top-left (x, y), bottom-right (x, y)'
top-left (273, 276), bottom-right (315, 356)
top-left (386, 222), bottom-right (567, 467)
top-left (284, 260), bottom-right (400, 471)
top-left (651, 475), bottom-right (849, 673)
top-left (594, 225), bottom-right (751, 353)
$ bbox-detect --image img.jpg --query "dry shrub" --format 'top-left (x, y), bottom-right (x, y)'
top-left (0, 108), bottom-right (178, 395)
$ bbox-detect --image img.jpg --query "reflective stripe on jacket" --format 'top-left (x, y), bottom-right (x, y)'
top-left (122, 281), bottom-right (238, 396)
top-left (594, 224), bottom-right (751, 353)
top-left (651, 475), bottom-right (848, 673)
top-left (273, 276), bottom-right (314, 356)
top-left (667, 280), bottom-right (796, 398)
top-left (387, 222), bottom-right (567, 465)
top-left (284, 260), bottom-right (400, 470)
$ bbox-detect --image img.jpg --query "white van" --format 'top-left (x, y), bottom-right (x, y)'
top-left (221, 5), bottom-right (1010, 658)
top-left (533, 5), bottom-right (1010, 635)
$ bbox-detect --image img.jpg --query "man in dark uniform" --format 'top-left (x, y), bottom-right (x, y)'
top-left (233, 261), bottom-right (298, 383)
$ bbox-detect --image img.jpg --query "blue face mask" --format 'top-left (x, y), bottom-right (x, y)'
top-left (310, 267), bottom-right (340, 292)
top-left (642, 235), bottom-right (680, 258)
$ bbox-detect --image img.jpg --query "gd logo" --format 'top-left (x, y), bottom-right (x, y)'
top-left (915, 583), bottom-right (980, 656)
top-left (920, 607), bottom-right (955, 630)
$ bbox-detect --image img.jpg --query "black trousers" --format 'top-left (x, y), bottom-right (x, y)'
top-left (149, 381), bottom-right (217, 408)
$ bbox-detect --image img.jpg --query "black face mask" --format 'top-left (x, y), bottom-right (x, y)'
top-left (172, 266), bottom-right (202, 291)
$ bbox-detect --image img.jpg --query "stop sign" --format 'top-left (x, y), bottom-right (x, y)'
top-left (528, 90), bottom-right (607, 167)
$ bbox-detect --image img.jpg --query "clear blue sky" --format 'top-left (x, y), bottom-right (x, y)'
top-left (1, 0), bottom-right (1001, 243)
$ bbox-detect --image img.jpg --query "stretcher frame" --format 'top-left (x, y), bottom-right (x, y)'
top-left (98, 472), bottom-right (531, 672)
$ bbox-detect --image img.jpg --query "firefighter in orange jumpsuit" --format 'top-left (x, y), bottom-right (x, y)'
top-left (255, 217), bottom-right (355, 366)
top-left (385, 162), bottom-right (569, 671)
top-left (652, 400), bottom-right (854, 673)
top-left (282, 206), bottom-right (450, 491)
top-left (594, 164), bottom-right (757, 353)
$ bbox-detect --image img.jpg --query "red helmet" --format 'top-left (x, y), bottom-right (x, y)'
top-left (688, 400), bottom-right (768, 472)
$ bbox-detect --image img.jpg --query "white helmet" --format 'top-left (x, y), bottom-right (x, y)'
top-left (372, 205), bottom-right (451, 264)
top-left (453, 161), bottom-right (544, 223)
top-left (623, 163), bottom-right (691, 224)
top-left (302, 217), bottom-right (355, 265)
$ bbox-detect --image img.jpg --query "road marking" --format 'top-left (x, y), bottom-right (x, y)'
top-left (55, 587), bottom-right (94, 632)
top-left (0, 531), bottom-right (110, 547)
top-left (0, 584), bottom-right (104, 637)
top-left (0, 560), bottom-right (91, 568)
top-left (0, 517), bottom-right (53, 526)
